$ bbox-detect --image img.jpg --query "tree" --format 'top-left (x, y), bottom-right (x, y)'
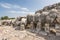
top-left (1, 16), bottom-right (9, 20)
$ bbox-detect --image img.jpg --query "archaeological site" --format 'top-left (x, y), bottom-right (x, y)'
top-left (0, 2), bottom-right (60, 40)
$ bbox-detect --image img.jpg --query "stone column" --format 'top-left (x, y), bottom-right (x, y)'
top-left (36, 22), bottom-right (41, 34)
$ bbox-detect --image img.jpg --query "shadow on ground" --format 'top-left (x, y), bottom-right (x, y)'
top-left (26, 29), bottom-right (60, 40)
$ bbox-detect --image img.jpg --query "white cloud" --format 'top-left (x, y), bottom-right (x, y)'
top-left (7, 10), bottom-right (34, 17)
top-left (0, 3), bottom-right (29, 11)
top-left (21, 8), bottom-right (29, 11)
top-left (0, 3), bottom-right (21, 9)
top-left (0, 3), bottom-right (11, 8)
top-left (8, 10), bottom-right (34, 14)
top-left (0, 3), bottom-right (34, 17)
top-left (9, 11), bottom-right (25, 13)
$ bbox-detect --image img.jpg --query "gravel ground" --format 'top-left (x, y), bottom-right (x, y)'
top-left (0, 26), bottom-right (45, 40)
top-left (0, 25), bottom-right (60, 40)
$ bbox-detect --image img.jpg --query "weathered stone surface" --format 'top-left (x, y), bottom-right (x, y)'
top-left (34, 2), bottom-right (60, 36)
top-left (27, 14), bottom-right (34, 24)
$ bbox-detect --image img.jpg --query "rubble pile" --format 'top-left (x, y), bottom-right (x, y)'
top-left (27, 3), bottom-right (60, 36)
top-left (1, 2), bottom-right (60, 40)
top-left (25, 4), bottom-right (60, 36)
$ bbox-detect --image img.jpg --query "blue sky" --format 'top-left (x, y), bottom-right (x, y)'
top-left (0, 0), bottom-right (60, 17)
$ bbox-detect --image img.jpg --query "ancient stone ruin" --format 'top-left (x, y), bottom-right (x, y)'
top-left (1, 3), bottom-right (60, 36)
